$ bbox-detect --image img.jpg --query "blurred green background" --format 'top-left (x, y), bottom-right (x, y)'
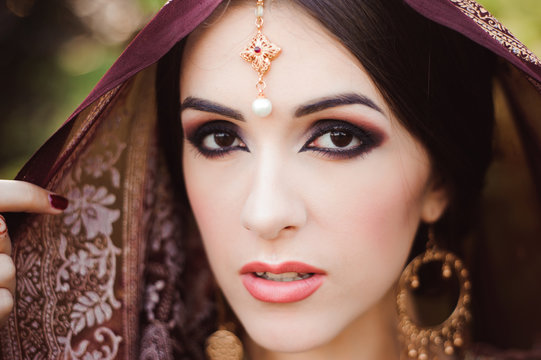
top-left (0, 0), bottom-right (540, 179)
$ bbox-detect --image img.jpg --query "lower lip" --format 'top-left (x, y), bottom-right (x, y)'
top-left (241, 273), bottom-right (325, 303)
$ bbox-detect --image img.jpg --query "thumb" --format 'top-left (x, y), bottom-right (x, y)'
top-left (0, 180), bottom-right (68, 214)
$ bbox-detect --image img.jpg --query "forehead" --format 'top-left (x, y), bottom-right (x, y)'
top-left (180, 3), bottom-right (390, 116)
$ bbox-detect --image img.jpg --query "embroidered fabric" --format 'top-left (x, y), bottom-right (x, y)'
top-left (0, 1), bottom-right (540, 359)
top-left (0, 66), bottom-right (215, 359)
top-left (450, 0), bottom-right (540, 66)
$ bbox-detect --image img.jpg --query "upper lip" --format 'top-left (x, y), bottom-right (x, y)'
top-left (240, 261), bottom-right (326, 275)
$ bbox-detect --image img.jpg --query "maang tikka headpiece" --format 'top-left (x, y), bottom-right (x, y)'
top-left (240, 0), bottom-right (281, 117)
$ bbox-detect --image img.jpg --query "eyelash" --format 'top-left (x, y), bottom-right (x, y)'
top-left (186, 119), bottom-right (380, 160)
top-left (186, 120), bottom-right (249, 158)
top-left (299, 120), bottom-right (379, 159)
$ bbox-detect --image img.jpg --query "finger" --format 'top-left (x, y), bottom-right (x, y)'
top-left (0, 253), bottom-right (16, 294)
top-left (0, 180), bottom-right (68, 214)
top-left (0, 215), bottom-right (11, 256)
top-left (0, 288), bottom-right (14, 327)
top-left (0, 254), bottom-right (15, 293)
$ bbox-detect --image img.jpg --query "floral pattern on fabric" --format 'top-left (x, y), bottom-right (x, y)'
top-left (0, 84), bottom-right (140, 359)
top-left (449, 0), bottom-right (540, 66)
top-left (54, 133), bottom-right (125, 360)
top-left (63, 185), bottom-right (121, 239)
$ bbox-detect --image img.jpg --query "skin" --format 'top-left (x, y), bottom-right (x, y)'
top-left (181, 3), bottom-right (448, 360)
top-left (0, 180), bottom-right (67, 327)
top-left (0, 213), bottom-right (14, 328)
top-left (0, 4), bottom-right (449, 358)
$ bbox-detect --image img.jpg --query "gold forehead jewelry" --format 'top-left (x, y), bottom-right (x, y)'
top-left (240, 0), bottom-right (281, 117)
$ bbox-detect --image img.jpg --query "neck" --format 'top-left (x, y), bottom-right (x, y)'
top-left (244, 290), bottom-right (400, 360)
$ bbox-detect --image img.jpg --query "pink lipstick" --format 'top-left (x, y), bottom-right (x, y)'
top-left (240, 261), bottom-right (325, 303)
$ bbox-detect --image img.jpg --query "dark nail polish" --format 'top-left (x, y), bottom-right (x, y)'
top-left (49, 194), bottom-right (69, 210)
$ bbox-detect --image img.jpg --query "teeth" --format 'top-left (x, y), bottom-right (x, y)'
top-left (254, 272), bottom-right (313, 282)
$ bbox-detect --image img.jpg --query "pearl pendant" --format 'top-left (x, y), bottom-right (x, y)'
top-left (255, 4), bottom-right (264, 17)
top-left (252, 97), bottom-right (272, 117)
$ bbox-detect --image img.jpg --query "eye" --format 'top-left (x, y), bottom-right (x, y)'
top-left (202, 132), bottom-right (243, 149)
top-left (186, 120), bottom-right (248, 158)
top-left (300, 120), bottom-right (382, 159)
top-left (309, 129), bottom-right (361, 150)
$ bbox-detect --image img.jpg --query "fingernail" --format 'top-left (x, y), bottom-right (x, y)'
top-left (0, 215), bottom-right (6, 235)
top-left (49, 194), bottom-right (69, 210)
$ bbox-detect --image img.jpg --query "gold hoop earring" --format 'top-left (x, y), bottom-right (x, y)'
top-left (205, 291), bottom-right (244, 360)
top-left (397, 227), bottom-right (472, 359)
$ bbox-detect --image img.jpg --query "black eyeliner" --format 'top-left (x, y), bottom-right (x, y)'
top-left (300, 119), bottom-right (383, 159)
top-left (185, 120), bottom-right (248, 158)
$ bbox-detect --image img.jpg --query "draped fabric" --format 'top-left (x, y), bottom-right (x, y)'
top-left (1, 0), bottom-right (540, 359)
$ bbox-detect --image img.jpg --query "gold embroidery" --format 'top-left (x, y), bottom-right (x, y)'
top-left (450, 0), bottom-right (540, 66)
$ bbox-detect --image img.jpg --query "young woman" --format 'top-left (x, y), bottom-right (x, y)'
top-left (1, 0), bottom-right (540, 359)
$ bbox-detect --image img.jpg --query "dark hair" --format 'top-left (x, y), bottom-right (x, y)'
top-left (287, 0), bottom-right (496, 253)
top-left (157, 0), bottom-right (496, 357)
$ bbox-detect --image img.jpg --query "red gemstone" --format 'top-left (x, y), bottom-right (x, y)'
top-left (254, 46), bottom-right (261, 53)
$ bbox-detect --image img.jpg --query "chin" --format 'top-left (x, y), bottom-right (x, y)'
top-left (249, 328), bottom-right (334, 353)
top-left (240, 310), bottom-right (344, 353)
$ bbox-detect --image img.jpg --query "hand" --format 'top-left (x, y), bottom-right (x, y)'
top-left (0, 180), bottom-right (68, 327)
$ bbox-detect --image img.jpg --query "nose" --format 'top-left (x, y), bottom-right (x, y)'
top-left (240, 154), bottom-right (306, 240)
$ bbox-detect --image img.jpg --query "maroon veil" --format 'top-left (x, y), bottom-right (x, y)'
top-left (2, 0), bottom-right (541, 359)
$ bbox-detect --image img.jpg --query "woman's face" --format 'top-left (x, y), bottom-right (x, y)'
top-left (181, 2), bottom-right (447, 353)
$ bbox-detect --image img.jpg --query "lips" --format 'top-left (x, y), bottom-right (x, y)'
top-left (240, 261), bottom-right (326, 303)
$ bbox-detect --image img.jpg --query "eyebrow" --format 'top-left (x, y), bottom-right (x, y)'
top-left (294, 93), bottom-right (383, 117)
top-left (180, 93), bottom-right (383, 120)
top-left (181, 96), bottom-right (245, 121)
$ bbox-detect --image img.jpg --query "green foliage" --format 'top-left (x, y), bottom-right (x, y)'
top-left (137, 0), bottom-right (166, 13)
top-left (0, 1), bottom-right (159, 179)
top-left (480, 0), bottom-right (541, 55)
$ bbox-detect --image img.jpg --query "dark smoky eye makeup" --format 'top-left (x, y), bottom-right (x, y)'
top-left (184, 120), bottom-right (248, 158)
top-left (300, 119), bottom-right (384, 159)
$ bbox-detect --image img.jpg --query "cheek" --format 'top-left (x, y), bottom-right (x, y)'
top-left (182, 150), bottom-right (248, 267)
top-left (352, 172), bottom-right (425, 250)
top-left (303, 151), bottom-right (430, 286)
